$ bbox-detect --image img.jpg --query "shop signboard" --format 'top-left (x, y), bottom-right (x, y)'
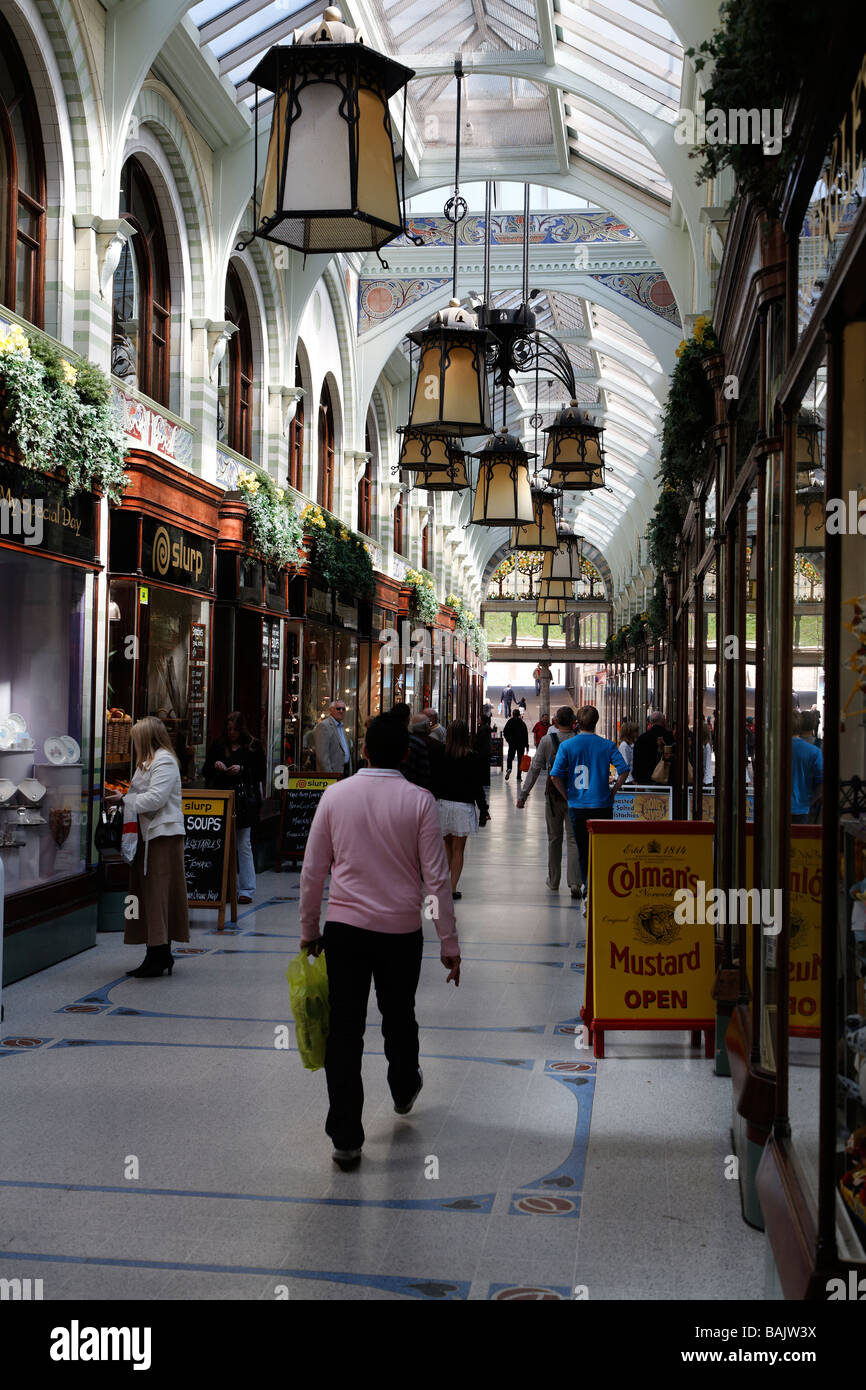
top-left (277, 776), bottom-right (337, 866)
top-left (613, 786), bottom-right (672, 820)
top-left (141, 518), bottom-right (213, 592)
top-left (583, 821), bottom-right (716, 1058)
top-left (269, 622), bottom-right (281, 670)
top-left (189, 709), bottom-right (204, 746)
top-left (0, 460), bottom-right (96, 562)
top-left (182, 790), bottom-right (237, 930)
top-left (188, 665), bottom-right (205, 704)
top-left (261, 622), bottom-right (270, 669)
top-left (190, 623), bottom-right (206, 661)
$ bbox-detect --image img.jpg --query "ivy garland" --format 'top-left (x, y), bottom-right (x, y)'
top-left (446, 594), bottom-right (488, 660)
top-left (0, 324), bottom-right (129, 502)
top-left (237, 468), bottom-right (303, 569)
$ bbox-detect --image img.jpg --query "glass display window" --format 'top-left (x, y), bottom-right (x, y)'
top-left (0, 548), bottom-right (95, 895)
top-left (301, 621), bottom-right (333, 773)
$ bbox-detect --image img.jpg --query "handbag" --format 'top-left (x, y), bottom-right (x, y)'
top-left (94, 803), bottom-right (123, 853)
top-left (520, 753), bottom-right (531, 773)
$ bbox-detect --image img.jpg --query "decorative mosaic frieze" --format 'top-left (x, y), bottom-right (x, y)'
top-left (396, 212), bottom-right (638, 248)
top-left (111, 386), bottom-right (194, 467)
top-left (216, 450), bottom-right (241, 490)
top-left (358, 277), bottom-right (450, 333)
top-left (591, 271), bottom-right (680, 325)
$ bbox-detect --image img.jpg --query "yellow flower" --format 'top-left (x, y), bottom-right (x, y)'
top-left (0, 325), bottom-right (31, 358)
top-left (60, 358), bottom-right (77, 386)
top-left (276, 488), bottom-right (285, 501)
top-left (675, 340), bottom-right (686, 358)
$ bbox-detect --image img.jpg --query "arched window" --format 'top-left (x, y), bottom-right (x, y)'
top-left (318, 382), bottom-right (335, 512)
top-left (0, 16), bottom-right (46, 326)
top-left (221, 264), bottom-right (253, 459)
top-left (288, 356), bottom-right (304, 491)
top-left (393, 491), bottom-right (404, 556)
top-left (357, 422), bottom-right (373, 535)
top-left (112, 157), bottom-right (171, 407)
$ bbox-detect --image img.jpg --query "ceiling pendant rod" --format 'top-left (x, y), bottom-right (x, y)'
top-left (522, 183), bottom-right (530, 306)
top-left (483, 180), bottom-right (492, 305)
top-left (449, 56), bottom-right (464, 301)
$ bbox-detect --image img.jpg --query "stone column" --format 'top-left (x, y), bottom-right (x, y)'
top-left (539, 661), bottom-right (554, 721)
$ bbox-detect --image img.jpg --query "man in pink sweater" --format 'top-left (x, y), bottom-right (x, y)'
top-left (300, 714), bottom-right (461, 1169)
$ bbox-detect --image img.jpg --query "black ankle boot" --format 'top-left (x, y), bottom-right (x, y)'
top-left (127, 946), bottom-right (174, 978)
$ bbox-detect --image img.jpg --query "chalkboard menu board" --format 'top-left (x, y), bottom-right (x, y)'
top-left (189, 665), bottom-right (205, 703)
top-left (278, 776), bottom-right (337, 867)
top-left (269, 622), bottom-right (281, 669)
top-left (490, 736), bottom-right (503, 769)
top-left (190, 623), bottom-right (206, 661)
top-left (182, 790), bottom-right (237, 929)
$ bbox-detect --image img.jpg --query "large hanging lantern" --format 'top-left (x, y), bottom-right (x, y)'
top-left (538, 532), bottom-right (583, 599)
top-left (398, 428), bottom-right (461, 471)
top-left (536, 594), bottom-right (567, 617)
top-left (543, 401), bottom-right (605, 490)
top-left (247, 8), bottom-right (413, 254)
top-left (510, 487), bottom-right (559, 551)
top-left (470, 429), bottom-right (535, 527)
top-left (407, 300), bottom-right (492, 438)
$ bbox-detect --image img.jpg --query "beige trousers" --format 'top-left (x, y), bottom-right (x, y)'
top-left (544, 792), bottom-right (581, 891)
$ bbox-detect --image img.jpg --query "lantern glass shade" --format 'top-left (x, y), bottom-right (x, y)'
top-left (407, 302), bottom-right (492, 438)
top-left (538, 578), bottom-right (573, 600)
top-left (399, 430), bottom-right (458, 471)
top-left (793, 485), bottom-right (825, 551)
top-left (543, 401), bottom-right (605, 490)
top-left (403, 452), bottom-right (470, 491)
top-left (249, 13), bottom-right (413, 254)
top-left (536, 595), bottom-right (567, 615)
top-left (510, 488), bottom-right (559, 550)
top-left (470, 430), bottom-right (535, 527)
top-left (795, 409), bottom-right (824, 473)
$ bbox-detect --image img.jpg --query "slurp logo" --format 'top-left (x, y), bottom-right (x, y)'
top-left (152, 525), bottom-right (204, 581)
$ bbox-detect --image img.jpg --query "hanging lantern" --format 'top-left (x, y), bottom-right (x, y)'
top-left (795, 408), bottom-right (824, 471)
top-left (538, 532), bottom-right (583, 599)
top-left (793, 484), bottom-right (825, 552)
top-left (469, 429), bottom-right (534, 527)
top-left (247, 8), bottom-right (413, 254)
top-left (406, 300), bottom-right (492, 438)
top-left (402, 449), bottom-right (470, 492)
top-left (510, 487), bottom-right (559, 551)
top-left (543, 401), bottom-right (605, 490)
top-left (536, 594), bottom-right (567, 617)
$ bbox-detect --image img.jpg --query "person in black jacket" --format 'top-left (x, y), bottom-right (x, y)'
top-left (203, 711), bottom-right (266, 904)
top-left (438, 720), bottom-right (490, 900)
top-left (503, 708), bottom-right (529, 782)
top-left (473, 713), bottom-right (493, 788)
top-left (631, 711), bottom-right (675, 785)
top-left (409, 713), bottom-right (444, 795)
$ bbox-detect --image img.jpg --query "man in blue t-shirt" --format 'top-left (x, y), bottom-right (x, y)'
top-left (791, 720), bottom-right (823, 824)
top-left (551, 704), bottom-right (629, 894)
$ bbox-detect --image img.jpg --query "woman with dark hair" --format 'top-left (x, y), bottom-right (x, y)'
top-left (472, 713), bottom-right (493, 789)
top-left (203, 711), bottom-right (266, 904)
top-left (438, 720), bottom-right (490, 900)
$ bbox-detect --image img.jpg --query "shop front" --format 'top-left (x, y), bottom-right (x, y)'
top-left (105, 455), bottom-right (220, 789)
top-left (300, 581), bottom-right (365, 774)
top-left (0, 457), bottom-right (101, 983)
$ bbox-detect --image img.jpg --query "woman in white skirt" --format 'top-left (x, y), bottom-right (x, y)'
top-left (437, 720), bottom-right (490, 900)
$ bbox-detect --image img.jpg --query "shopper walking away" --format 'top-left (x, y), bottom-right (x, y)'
top-left (533, 664), bottom-right (543, 697)
top-left (203, 711), bottom-right (266, 904)
top-left (503, 707), bottom-right (529, 781)
top-left (473, 713), bottom-right (493, 789)
top-left (314, 700), bottom-right (352, 778)
top-left (631, 710), bottom-right (675, 784)
top-left (299, 715), bottom-right (460, 1170)
top-left (424, 708), bottom-right (446, 744)
top-left (617, 720), bottom-right (639, 785)
top-left (791, 711), bottom-right (823, 823)
top-left (105, 716), bottom-right (189, 977)
top-left (501, 682), bottom-right (515, 716)
top-left (517, 706), bottom-right (581, 897)
top-left (551, 705), bottom-right (629, 898)
top-left (438, 720), bottom-right (490, 899)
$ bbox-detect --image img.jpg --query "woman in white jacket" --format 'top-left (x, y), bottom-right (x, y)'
top-left (110, 717), bottom-right (189, 977)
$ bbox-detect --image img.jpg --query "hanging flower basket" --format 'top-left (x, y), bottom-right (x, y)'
top-left (237, 467), bottom-right (303, 569)
top-left (301, 503), bottom-right (375, 598)
top-left (404, 569), bottom-right (440, 625)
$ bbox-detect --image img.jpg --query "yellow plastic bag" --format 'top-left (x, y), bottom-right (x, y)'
top-left (286, 949), bottom-right (329, 1071)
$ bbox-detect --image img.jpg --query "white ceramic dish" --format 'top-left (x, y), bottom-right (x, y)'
top-left (17, 778), bottom-right (47, 805)
top-left (0, 722), bottom-right (15, 751)
top-left (6, 713), bottom-right (27, 733)
top-left (60, 735), bottom-right (81, 764)
top-left (44, 737), bottom-right (67, 766)
top-left (0, 778), bottom-right (16, 804)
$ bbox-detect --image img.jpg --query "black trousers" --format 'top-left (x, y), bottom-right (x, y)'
top-left (322, 922), bottom-right (424, 1150)
top-left (506, 743), bottom-right (526, 775)
top-left (568, 806), bottom-right (614, 886)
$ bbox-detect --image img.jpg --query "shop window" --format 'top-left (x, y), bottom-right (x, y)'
top-left (0, 549), bottom-right (93, 893)
top-left (220, 263), bottom-right (253, 459)
top-left (357, 423), bottom-right (372, 535)
top-left (0, 16), bottom-right (46, 326)
top-left (288, 357), bottom-right (304, 491)
top-left (393, 492), bottom-right (403, 556)
top-left (112, 156), bottom-right (171, 407)
top-left (318, 382), bottom-right (335, 512)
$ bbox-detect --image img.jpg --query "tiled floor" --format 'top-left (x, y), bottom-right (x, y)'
top-left (0, 770), bottom-right (765, 1300)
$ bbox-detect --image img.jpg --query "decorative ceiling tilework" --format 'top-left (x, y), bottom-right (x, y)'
top-left (358, 277), bottom-right (450, 334)
top-left (398, 212), bottom-right (639, 249)
top-left (592, 271), bottom-right (680, 325)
